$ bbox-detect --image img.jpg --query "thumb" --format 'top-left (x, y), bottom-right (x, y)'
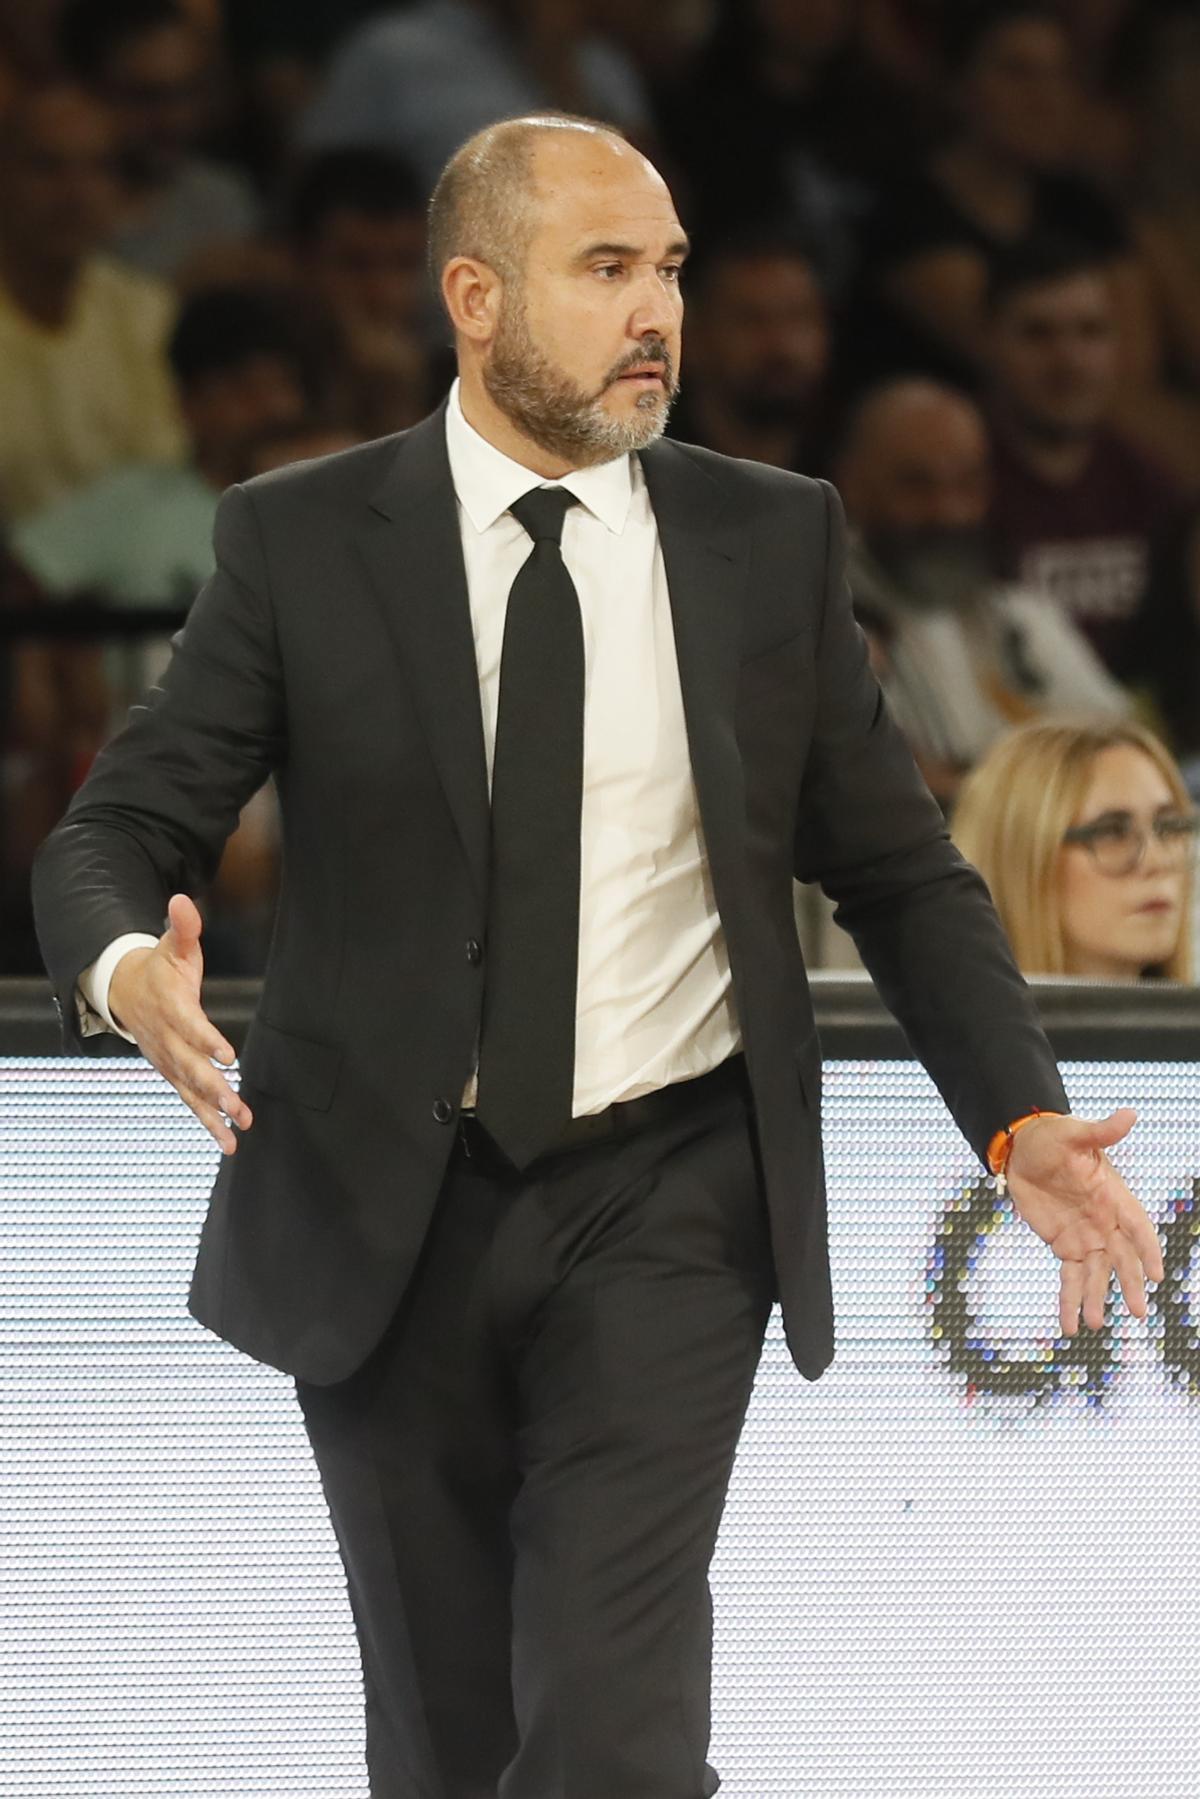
top-left (163, 892), bottom-right (204, 968)
top-left (1074, 1106), bottom-right (1137, 1151)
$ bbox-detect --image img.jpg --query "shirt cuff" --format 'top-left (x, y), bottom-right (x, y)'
top-left (76, 933), bottom-right (160, 1043)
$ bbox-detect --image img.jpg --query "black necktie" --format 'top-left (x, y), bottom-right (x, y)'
top-left (474, 487), bottom-right (583, 1169)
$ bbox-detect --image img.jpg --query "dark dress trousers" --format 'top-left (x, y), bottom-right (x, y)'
top-left (32, 407), bottom-right (1069, 1797)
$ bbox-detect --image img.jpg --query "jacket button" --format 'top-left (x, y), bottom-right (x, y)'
top-left (466, 938), bottom-right (483, 965)
top-left (432, 1097), bottom-right (454, 1124)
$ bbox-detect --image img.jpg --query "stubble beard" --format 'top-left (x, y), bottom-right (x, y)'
top-left (483, 292), bottom-right (677, 467)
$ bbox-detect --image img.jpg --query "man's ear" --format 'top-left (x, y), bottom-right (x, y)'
top-left (442, 256), bottom-right (503, 346)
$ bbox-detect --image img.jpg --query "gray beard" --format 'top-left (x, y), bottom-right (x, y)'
top-left (483, 298), bottom-right (676, 467)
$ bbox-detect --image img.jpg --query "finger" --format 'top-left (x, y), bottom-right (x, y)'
top-left (191, 1067), bottom-right (252, 1133)
top-left (1110, 1231), bottom-right (1148, 1322)
top-left (1059, 1259), bottom-right (1085, 1336)
top-left (162, 1043), bottom-right (253, 1131)
top-left (156, 986), bottom-right (237, 1069)
top-left (1073, 1107), bottom-right (1137, 1151)
top-left (171, 1003), bottom-right (237, 1072)
top-left (169, 1069), bottom-right (249, 1135)
top-left (1081, 1249), bottom-right (1112, 1333)
top-left (1117, 1195), bottom-right (1165, 1285)
top-left (185, 1093), bottom-right (240, 1156)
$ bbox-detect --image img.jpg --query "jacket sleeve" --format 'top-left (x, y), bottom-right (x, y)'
top-left (31, 482), bottom-right (286, 1053)
top-left (793, 480), bottom-right (1069, 1163)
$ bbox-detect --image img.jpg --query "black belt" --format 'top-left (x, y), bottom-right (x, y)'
top-left (458, 1053), bottom-right (747, 1173)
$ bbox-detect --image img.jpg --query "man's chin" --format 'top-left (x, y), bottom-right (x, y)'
top-left (602, 385), bottom-right (673, 429)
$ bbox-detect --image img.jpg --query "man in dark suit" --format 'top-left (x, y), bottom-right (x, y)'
top-left (33, 116), bottom-right (1164, 1799)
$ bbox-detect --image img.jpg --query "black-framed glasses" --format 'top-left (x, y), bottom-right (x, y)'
top-left (1062, 810), bottom-right (1200, 877)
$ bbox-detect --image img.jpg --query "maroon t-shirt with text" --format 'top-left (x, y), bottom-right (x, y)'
top-left (988, 429), bottom-right (1181, 677)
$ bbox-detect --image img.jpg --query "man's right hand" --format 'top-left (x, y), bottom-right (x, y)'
top-left (107, 892), bottom-right (253, 1156)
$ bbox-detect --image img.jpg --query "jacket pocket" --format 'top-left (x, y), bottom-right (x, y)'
top-left (238, 1016), bottom-right (342, 1113)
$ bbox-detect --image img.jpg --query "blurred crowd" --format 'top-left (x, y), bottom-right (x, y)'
top-left (1, 0), bottom-right (1197, 983)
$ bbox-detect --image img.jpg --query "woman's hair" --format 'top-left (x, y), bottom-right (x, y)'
top-left (952, 718), bottom-right (1194, 980)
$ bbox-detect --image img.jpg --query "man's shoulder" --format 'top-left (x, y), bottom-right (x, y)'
top-left (237, 422), bottom-right (426, 520)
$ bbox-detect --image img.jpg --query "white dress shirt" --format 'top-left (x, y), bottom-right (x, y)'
top-left (78, 380), bottom-right (742, 1115)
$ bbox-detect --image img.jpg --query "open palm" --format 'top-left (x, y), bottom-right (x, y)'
top-left (1005, 1109), bottom-right (1165, 1337)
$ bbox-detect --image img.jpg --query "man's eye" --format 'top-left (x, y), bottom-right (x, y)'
top-left (661, 265), bottom-right (682, 283)
top-left (595, 263), bottom-right (623, 279)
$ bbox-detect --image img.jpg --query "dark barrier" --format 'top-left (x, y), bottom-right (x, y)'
top-left (3, 970), bottom-right (1197, 1059)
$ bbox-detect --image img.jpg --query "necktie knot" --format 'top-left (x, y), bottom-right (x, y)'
top-left (510, 487), bottom-right (577, 547)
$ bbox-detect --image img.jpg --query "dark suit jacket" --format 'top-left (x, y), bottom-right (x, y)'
top-left (32, 406), bottom-right (1069, 1385)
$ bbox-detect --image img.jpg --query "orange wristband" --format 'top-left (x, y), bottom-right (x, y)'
top-left (986, 1108), bottom-right (1064, 1177)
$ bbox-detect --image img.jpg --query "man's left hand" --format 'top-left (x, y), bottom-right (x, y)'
top-left (1004, 1110), bottom-right (1165, 1337)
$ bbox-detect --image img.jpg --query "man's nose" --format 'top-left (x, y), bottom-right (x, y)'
top-left (628, 274), bottom-right (678, 339)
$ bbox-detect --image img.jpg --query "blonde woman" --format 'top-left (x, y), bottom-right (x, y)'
top-left (953, 720), bottom-right (1197, 981)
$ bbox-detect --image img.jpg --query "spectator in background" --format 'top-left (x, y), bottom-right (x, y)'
top-left (1127, 11), bottom-right (1200, 491)
top-left (58, 0), bottom-right (260, 283)
top-left (299, 1), bottom-right (651, 197)
top-left (849, 2), bottom-right (1136, 394)
top-left (11, 283), bottom-right (319, 615)
top-left (224, 0), bottom-right (384, 72)
top-left (289, 148), bottom-right (445, 438)
top-left (9, 280), bottom-right (321, 810)
top-left (952, 718), bottom-right (1196, 981)
top-left (213, 0), bottom-right (386, 193)
top-left (855, 0), bottom-right (955, 105)
top-left (245, 417), bottom-right (362, 478)
top-left (0, 83), bottom-right (184, 523)
top-left (9, 284), bottom-right (320, 741)
top-left (667, 229), bottom-right (833, 475)
top-left (837, 378), bottom-right (1127, 808)
top-left (656, 0), bottom-right (935, 296)
top-left (983, 235), bottom-right (1182, 680)
top-left (10, 285), bottom-right (337, 978)
top-left (0, 2), bottom-right (63, 107)
top-left (0, 544), bottom-right (78, 971)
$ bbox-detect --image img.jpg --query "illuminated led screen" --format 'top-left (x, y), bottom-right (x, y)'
top-left (2, 1056), bottom-right (1198, 1798)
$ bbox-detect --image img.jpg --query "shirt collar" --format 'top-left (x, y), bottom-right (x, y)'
top-left (445, 377), bottom-right (633, 537)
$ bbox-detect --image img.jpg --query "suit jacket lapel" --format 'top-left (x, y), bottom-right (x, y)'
top-left (357, 406), bottom-right (491, 905)
top-left (352, 420), bottom-right (750, 919)
top-left (639, 438), bottom-right (749, 914)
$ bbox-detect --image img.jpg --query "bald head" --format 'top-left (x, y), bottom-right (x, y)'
top-left (434, 111), bottom-right (686, 475)
top-left (837, 379), bottom-right (992, 536)
top-left (428, 113), bottom-right (636, 302)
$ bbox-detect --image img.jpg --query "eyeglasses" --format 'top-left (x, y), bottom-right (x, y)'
top-left (1062, 810), bottom-right (1200, 876)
